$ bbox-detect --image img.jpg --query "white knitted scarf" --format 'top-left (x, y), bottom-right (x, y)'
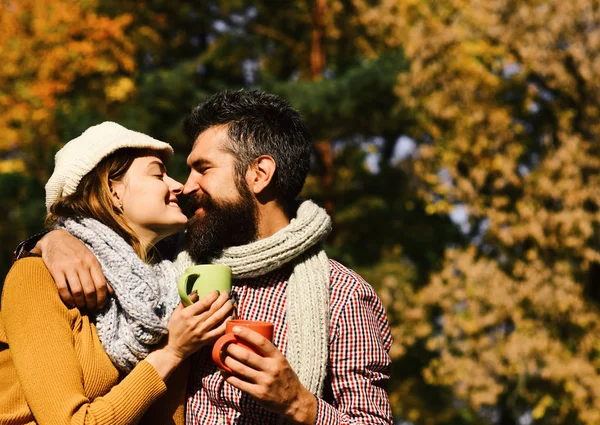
top-left (58, 217), bottom-right (181, 373)
top-left (176, 200), bottom-right (332, 397)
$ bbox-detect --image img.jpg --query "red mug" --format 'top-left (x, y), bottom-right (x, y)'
top-left (212, 320), bottom-right (274, 373)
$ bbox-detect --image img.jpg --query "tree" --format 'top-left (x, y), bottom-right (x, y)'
top-left (358, 0), bottom-right (600, 423)
top-left (202, 4), bottom-right (467, 420)
top-left (0, 4), bottom-right (469, 424)
top-left (0, 0), bottom-right (136, 179)
top-left (0, 0), bottom-right (137, 280)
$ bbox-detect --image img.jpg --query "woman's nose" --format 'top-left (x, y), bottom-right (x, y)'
top-left (165, 175), bottom-right (184, 194)
top-left (171, 181), bottom-right (183, 194)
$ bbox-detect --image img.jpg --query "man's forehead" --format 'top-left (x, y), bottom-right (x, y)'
top-left (187, 125), bottom-right (230, 164)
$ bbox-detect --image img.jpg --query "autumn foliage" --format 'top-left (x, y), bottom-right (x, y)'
top-left (362, 0), bottom-right (600, 423)
top-left (3, 1), bottom-right (600, 424)
top-left (0, 0), bottom-right (135, 179)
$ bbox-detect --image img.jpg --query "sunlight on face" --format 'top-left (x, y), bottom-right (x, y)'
top-left (113, 152), bottom-right (188, 248)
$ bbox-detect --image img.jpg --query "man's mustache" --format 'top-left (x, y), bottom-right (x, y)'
top-left (180, 193), bottom-right (212, 218)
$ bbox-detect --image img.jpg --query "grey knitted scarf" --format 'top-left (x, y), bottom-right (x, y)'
top-left (58, 217), bottom-right (181, 373)
top-left (176, 200), bottom-right (332, 397)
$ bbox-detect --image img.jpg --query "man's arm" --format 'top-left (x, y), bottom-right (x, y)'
top-left (13, 230), bottom-right (48, 262)
top-left (311, 279), bottom-right (393, 424)
top-left (15, 229), bottom-right (110, 309)
top-left (220, 278), bottom-right (394, 425)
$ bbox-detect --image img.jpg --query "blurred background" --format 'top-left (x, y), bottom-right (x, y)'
top-left (2, 0), bottom-right (600, 424)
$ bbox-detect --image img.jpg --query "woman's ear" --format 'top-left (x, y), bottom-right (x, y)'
top-left (247, 155), bottom-right (276, 195)
top-left (109, 180), bottom-right (124, 209)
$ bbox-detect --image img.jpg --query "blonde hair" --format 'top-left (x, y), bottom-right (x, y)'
top-left (46, 148), bottom-right (153, 262)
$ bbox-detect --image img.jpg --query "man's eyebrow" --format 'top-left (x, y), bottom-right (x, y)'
top-left (190, 158), bottom-right (212, 169)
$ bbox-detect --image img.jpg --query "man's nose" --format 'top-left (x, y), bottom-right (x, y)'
top-left (182, 177), bottom-right (199, 195)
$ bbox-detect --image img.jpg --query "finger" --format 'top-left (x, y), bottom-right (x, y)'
top-left (54, 272), bottom-right (76, 307)
top-left (89, 263), bottom-right (108, 308)
top-left (187, 290), bottom-right (220, 314)
top-left (216, 298), bottom-right (236, 319)
top-left (231, 300), bottom-right (238, 319)
top-left (232, 326), bottom-right (276, 357)
top-left (229, 294), bottom-right (238, 319)
top-left (107, 283), bottom-right (115, 295)
top-left (202, 299), bottom-right (235, 330)
top-left (78, 269), bottom-right (98, 310)
top-left (202, 320), bottom-right (230, 342)
top-left (204, 290), bottom-right (232, 314)
top-left (65, 269), bottom-right (86, 309)
top-left (221, 351), bottom-right (263, 382)
top-left (188, 291), bottom-right (199, 303)
top-left (193, 293), bottom-right (233, 325)
top-left (206, 301), bottom-right (234, 328)
top-left (222, 373), bottom-right (261, 395)
top-left (224, 338), bottom-right (268, 370)
top-left (205, 317), bottom-right (237, 342)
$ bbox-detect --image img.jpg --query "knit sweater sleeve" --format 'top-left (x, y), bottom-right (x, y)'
top-left (140, 359), bottom-right (188, 425)
top-left (1, 258), bottom-right (167, 425)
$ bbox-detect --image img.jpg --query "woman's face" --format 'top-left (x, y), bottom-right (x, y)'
top-left (111, 152), bottom-right (188, 247)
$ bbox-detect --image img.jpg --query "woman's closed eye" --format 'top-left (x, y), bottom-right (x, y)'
top-left (147, 160), bottom-right (167, 178)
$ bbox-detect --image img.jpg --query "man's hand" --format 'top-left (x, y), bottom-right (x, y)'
top-left (220, 326), bottom-right (317, 425)
top-left (36, 229), bottom-right (111, 309)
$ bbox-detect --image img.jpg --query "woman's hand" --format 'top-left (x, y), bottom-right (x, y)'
top-left (165, 290), bottom-right (234, 359)
top-left (145, 290), bottom-right (234, 381)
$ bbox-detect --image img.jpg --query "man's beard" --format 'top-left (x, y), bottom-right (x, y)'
top-left (185, 181), bottom-right (258, 262)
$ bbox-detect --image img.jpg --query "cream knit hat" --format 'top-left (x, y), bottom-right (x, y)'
top-left (45, 121), bottom-right (174, 211)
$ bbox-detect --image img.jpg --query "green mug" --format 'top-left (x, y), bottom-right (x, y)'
top-left (178, 264), bottom-right (232, 306)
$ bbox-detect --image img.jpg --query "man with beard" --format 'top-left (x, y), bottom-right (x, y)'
top-left (20, 90), bottom-right (394, 425)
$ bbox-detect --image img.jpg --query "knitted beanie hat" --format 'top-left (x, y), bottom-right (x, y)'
top-left (45, 122), bottom-right (173, 211)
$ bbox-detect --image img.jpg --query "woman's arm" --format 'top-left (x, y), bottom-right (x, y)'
top-left (140, 359), bottom-right (189, 425)
top-left (3, 257), bottom-right (234, 425)
top-left (1, 258), bottom-right (166, 425)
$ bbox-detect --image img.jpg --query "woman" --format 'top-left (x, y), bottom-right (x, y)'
top-left (0, 122), bottom-right (233, 424)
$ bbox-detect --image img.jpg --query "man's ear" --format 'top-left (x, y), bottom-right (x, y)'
top-left (247, 155), bottom-right (276, 195)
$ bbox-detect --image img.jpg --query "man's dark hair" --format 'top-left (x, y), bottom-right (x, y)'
top-left (183, 89), bottom-right (313, 210)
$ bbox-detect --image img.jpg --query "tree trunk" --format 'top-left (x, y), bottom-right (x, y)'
top-left (310, 0), bottom-right (326, 80)
top-left (310, 0), bottom-right (335, 217)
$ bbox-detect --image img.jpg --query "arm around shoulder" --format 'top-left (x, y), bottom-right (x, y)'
top-left (36, 229), bottom-right (111, 310)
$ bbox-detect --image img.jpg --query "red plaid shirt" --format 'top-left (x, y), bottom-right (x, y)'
top-left (185, 259), bottom-right (393, 424)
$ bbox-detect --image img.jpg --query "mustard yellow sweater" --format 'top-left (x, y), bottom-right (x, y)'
top-left (0, 258), bottom-right (186, 425)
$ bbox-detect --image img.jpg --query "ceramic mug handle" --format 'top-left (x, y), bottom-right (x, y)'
top-left (177, 272), bottom-right (200, 306)
top-left (211, 333), bottom-right (237, 373)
